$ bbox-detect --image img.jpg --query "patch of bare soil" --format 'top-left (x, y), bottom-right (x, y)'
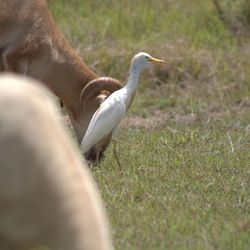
top-left (121, 110), bottom-right (198, 129)
top-left (60, 97), bottom-right (250, 131)
top-left (121, 111), bottom-right (169, 129)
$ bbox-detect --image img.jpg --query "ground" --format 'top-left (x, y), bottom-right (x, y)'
top-left (45, 1), bottom-right (250, 249)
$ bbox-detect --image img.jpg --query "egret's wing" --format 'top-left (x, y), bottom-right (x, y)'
top-left (81, 98), bottom-right (125, 153)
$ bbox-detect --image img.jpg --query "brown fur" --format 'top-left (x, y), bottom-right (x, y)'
top-left (0, 0), bottom-right (121, 160)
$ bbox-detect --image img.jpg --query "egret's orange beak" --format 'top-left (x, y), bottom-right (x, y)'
top-left (147, 57), bottom-right (165, 65)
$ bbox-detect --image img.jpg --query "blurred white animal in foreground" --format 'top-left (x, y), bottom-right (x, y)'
top-left (81, 52), bottom-right (165, 166)
top-left (0, 74), bottom-right (113, 250)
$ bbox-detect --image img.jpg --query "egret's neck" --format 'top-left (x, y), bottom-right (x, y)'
top-left (126, 64), bottom-right (142, 91)
top-left (123, 64), bottom-right (142, 108)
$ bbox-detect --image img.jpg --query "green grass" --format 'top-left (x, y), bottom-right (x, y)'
top-left (49, 0), bottom-right (236, 48)
top-left (95, 120), bottom-right (250, 250)
top-left (46, 0), bottom-right (250, 249)
top-left (94, 123), bottom-right (250, 249)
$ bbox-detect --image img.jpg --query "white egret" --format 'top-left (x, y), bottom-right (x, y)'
top-left (81, 52), bottom-right (165, 166)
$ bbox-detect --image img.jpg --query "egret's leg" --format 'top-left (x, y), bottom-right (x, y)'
top-left (113, 139), bottom-right (122, 169)
top-left (112, 126), bottom-right (122, 169)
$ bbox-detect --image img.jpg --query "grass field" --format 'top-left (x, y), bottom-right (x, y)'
top-left (48, 1), bottom-right (250, 249)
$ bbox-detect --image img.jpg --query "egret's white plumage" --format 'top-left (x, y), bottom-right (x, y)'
top-left (81, 96), bottom-right (125, 153)
top-left (81, 52), bottom-right (165, 161)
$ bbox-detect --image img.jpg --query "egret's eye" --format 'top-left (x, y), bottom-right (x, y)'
top-left (145, 56), bottom-right (151, 61)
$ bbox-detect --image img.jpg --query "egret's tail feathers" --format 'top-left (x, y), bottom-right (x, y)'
top-left (81, 135), bottom-right (95, 155)
top-left (80, 138), bottom-right (89, 154)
